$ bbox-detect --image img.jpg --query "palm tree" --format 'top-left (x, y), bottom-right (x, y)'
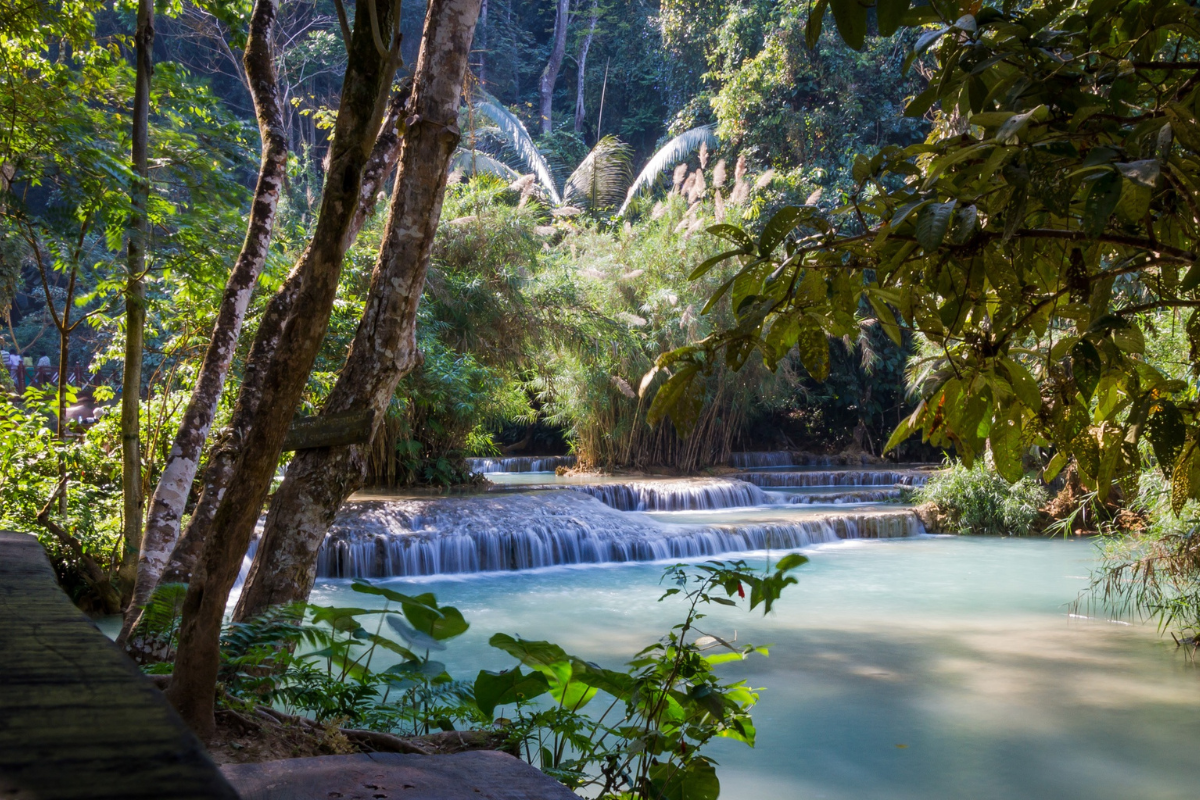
top-left (456, 96), bottom-right (715, 215)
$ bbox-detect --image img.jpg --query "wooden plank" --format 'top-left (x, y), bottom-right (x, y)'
top-left (281, 409), bottom-right (375, 452)
top-left (0, 532), bottom-right (240, 800)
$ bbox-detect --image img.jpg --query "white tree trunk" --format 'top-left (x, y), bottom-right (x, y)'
top-left (539, 0), bottom-right (571, 134)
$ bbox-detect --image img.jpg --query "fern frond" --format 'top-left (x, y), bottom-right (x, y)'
top-left (617, 125), bottom-right (718, 217)
top-left (449, 149), bottom-right (521, 181)
top-left (563, 136), bottom-right (633, 211)
top-left (472, 98), bottom-right (562, 205)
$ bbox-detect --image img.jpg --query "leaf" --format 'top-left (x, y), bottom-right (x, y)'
top-left (473, 98), bottom-right (562, 205)
top-left (647, 364), bottom-right (700, 427)
top-left (775, 553), bottom-right (809, 572)
top-left (1147, 401), bottom-right (1186, 477)
top-left (618, 125), bottom-right (718, 216)
top-left (473, 667), bottom-right (550, 717)
top-left (1044, 451), bottom-right (1068, 482)
top-left (1170, 439), bottom-right (1197, 515)
top-left (882, 411), bottom-right (915, 455)
top-left (805, 0), bottom-right (828, 49)
top-left (867, 294), bottom-right (902, 346)
top-left (877, 0), bottom-right (910, 36)
top-left (796, 320), bottom-right (829, 381)
top-left (650, 756), bottom-right (720, 800)
top-left (403, 601), bottom-right (469, 641)
top-left (707, 224), bottom-right (757, 249)
top-left (989, 407), bottom-right (1024, 483)
top-left (1083, 171), bottom-right (1121, 236)
top-left (1071, 340), bottom-right (1102, 401)
top-left (829, 0), bottom-right (868, 50)
top-left (1001, 357), bottom-right (1041, 411)
top-left (762, 314), bottom-right (801, 370)
top-left (905, 85), bottom-right (938, 118)
top-left (386, 614), bottom-right (447, 651)
top-left (562, 136), bottom-right (634, 210)
top-left (758, 206), bottom-right (805, 256)
top-left (1180, 262), bottom-right (1200, 293)
top-left (689, 249), bottom-right (745, 281)
top-left (915, 200), bottom-right (957, 252)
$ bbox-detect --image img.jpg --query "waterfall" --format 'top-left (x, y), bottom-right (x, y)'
top-left (570, 479), bottom-right (773, 511)
top-left (739, 470), bottom-right (929, 488)
top-left (729, 452), bottom-right (890, 468)
top-left (781, 488), bottom-right (905, 504)
top-left (467, 455), bottom-right (577, 473)
top-left (314, 492), bottom-right (925, 578)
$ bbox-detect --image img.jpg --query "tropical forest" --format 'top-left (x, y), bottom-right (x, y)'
top-left (1, 0), bottom-right (1199, 798)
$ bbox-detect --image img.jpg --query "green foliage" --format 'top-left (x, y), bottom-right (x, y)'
top-left (477, 557), bottom-right (806, 797)
top-left (658, 0), bottom-right (1200, 509)
top-left (914, 460), bottom-right (1049, 537)
top-left (1094, 470), bottom-right (1200, 642)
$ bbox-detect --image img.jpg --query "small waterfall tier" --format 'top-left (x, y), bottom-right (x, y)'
top-left (315, 492), bottom-right (925, 578)
top-left (781, 488), bottom-right (905, 504)
top-left (467, 455), bottom-right (576, 473)
top-left (571, 479), bottom-right (773, 511)
top-left (739, 470), bottom-right (929, 488)
top-left (728, 451), bottom-right (887, 468)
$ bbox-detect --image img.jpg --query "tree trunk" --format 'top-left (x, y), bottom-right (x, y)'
top-left (164, 0), bottom-right (400, 739)
top-left (234, 0), bottom-right (481, 622)
top-left (116, 0), bottom-right (289, 648)
top-left (573, 0), bottom-right (596, 135)
top-left (539, 0), bottom-right (570, 134)
top-left (118, 0), bottom-right (155, 609)
top-left (150, 87), bottom-right (409, 594)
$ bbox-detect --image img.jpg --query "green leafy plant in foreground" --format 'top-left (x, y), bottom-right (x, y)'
top-left (474, 556), bottom-right (808, 798)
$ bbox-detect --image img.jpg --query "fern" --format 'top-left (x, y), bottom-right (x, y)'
top-left (562, 136), bottom-right (633, 211)
top-left (617, 125), bottom-right (718, 217)
top-left (472, 97), bottom-right (562, 204)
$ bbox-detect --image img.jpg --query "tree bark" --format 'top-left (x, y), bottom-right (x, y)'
top-left (538, 0), bottom-right (570, 134)
top-left (116, 0), bottom-right (289, 648)
top-left (164, 0), bottom-right (400, 739)
top-left (234, 0), bottom-right (481, 622)
top-left (573, 0), bottom-right (597, 135)
top-left (118, 0), bottom-right (155, 608)
top-left (150, 86), bottom-right (409, 593)
top-left (477, 0), bottom-right (487, 87)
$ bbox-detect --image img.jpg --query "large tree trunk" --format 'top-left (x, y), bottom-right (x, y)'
top-left (477, 0), bottom-right (488, 87)
top-left (234, 0), bottom-right (481, 622)
top-left (149, 87), bottom-right (409, 595)
top-left (115, 0), bottom-right (289, 648)
top-left (538, 0), bottom-right (570, 134)
top-left (573, 0), bottom-right (597, 134)
top-left (117, 0), bottom-right (155, 608)
top-left (164, 0), bottom-right (400, 739)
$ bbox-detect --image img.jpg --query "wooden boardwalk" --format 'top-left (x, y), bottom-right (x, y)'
top-left (0, 531), bottom-right (239, 799)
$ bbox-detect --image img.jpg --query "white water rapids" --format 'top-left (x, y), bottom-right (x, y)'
top-left (303, 462), bottom-right (935, 579)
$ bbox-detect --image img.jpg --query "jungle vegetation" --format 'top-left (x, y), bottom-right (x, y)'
top-left (3, 0), bottom-right (1200, 783)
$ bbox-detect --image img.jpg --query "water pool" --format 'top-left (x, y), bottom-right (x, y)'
top-left (309, 535), bottom-right (1200, 800)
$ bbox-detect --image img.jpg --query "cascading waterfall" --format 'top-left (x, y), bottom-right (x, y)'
top-left (570, 479), bottom-right (774, 511)
top-left (466, 455), bottom-right (576, 474)
top-left (729, 451), bottom-right (795, 468)
top-left (314, 492), bottom-right (925, 579)
top-left (739, 470), bottom-right (929, 487)
top-left (728, 452), bottom-right (888, 468)
top-left (781, 488), bottom-right (905, 504)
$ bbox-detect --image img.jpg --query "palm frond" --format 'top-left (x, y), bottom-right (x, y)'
top-left (617, 124), bottom-right (718, 217)
top-left (449, 149), bottom-right (521, 182)
top-left (472, 99), bottom-right (562, 205)
top-left (562, 136), bottom-right (633, 211)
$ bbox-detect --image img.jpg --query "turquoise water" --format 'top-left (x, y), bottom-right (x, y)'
top-left (310, 536), bottom-right (1200, 800)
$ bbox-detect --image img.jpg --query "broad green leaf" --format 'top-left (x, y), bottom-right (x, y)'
top-left (689, 249), bottom-right (745, 281)
top-left (759, 206), bottom-right (805, 256)
top-left (473, 667), bottom-right (551, 717)
top-left (647, 364), bottom-right (700, 427)
top-left (805, 0), bottom-right (828, 49)
top-left (386, 614), bottom-right (446, 652)
top-left (989, 407), bottom-right (1024, 483)
top-left (1147, 401), bottom-right (1186, 477)
top-left (829, 0), bottom-right (868, 50)
top-left (1071, 340), bottom-right (1102, 400)
top-left (1001, 357), bottom-right (1041, 411)
top-left (649, 757), bottom-right (720, 800)
top-left (915, 200), bottom-right (956, 252)
top-left (1083, 171), bottom-right (1121, 235)
top-left (877, 0), bottom-right (910, 35)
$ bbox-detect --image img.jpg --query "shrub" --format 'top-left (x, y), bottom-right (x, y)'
top-left (914, 460), bottom-right (1048, 536)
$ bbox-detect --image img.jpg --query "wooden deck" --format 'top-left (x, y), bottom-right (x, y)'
top-left (0, 531), bottom-right (239, 799)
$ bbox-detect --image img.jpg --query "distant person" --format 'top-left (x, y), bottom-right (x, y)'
top-left (35, 355), bottom-right (52, 386)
